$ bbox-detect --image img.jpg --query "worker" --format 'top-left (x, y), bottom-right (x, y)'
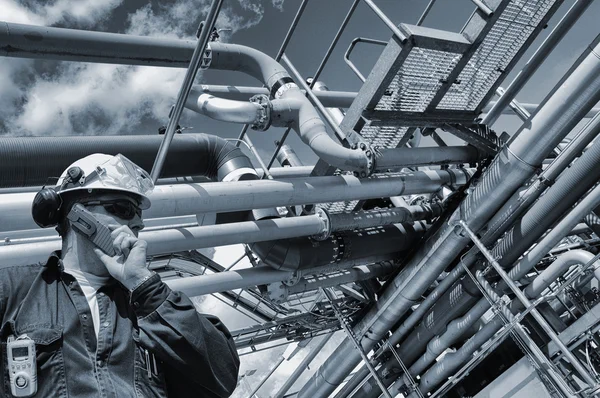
top-left (0, 153), bottom-right (240, 397)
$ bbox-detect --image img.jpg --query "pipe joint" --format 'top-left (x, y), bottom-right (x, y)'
top-left (312, 208), bottom-right (332, 241)
top-left (351, 141), bottom-right (376, 177)
top-left (248, 94), bottom-right (272, 131)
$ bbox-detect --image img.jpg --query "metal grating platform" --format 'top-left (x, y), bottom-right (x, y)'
top-left (438, 0), bottom-right (557, 111)
top-left (376, 48), bottom-right (463, 113)
top-left (332, 0), bottom-right (561, 154)
top-left (315, 0), bottom-right (562, 213)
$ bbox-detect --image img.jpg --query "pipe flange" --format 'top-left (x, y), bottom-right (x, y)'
top-left (312, 208), bottom-right (331, 241)
top-left (266, 282), bottom-right (288, 303)
top-left (199, 43), bottom-right (212, 70)
top-left (283, 271), bottom-right (301, 286)
top-left (352, 142), bottom-right (376, 178)
top-left (249, 94), bottom-right (272, 131)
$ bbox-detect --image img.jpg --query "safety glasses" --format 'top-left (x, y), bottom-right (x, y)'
top-left (82, 200), bottom-right (142, 220)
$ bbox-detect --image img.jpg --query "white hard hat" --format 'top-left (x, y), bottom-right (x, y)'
top-left (56, 153), bottom-right (153, 209)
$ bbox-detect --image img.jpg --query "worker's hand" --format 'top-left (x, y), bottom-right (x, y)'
top-left (93, 224), bottom-right (153, 291)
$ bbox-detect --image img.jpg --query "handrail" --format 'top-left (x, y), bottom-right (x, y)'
top-left (344, 37), bottom-right (388, 82)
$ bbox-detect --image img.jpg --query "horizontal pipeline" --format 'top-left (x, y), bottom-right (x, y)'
top-left (1, 169), bottom-right (472, 233)
top-left (0, 204), bottom-right (436, 267)
top-left (165, 262), bottom-right (394, 299)
top-left (195, 85), bottom-right (600, 118)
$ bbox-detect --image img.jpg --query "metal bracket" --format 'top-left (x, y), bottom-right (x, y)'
top-left (442, 123), bottom-right (500, 155)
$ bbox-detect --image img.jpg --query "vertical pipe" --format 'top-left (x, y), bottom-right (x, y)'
top-left (281, 55), bottom-right (347, 142)
top-left (150, 0), bottom-right (223, 181)
top-left (237, 0), bottom-right (309, 147)
top-left (483, 0), bottom-right (594, 125)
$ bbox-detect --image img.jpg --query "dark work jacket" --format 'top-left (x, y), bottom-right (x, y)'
top-left (0, 253), bottom-right (240, 397)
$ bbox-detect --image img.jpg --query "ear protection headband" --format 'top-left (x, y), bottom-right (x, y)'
top-left (31, 167), bottom-right (85, 228)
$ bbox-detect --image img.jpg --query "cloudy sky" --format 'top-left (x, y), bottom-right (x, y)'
top-left (2, 0), bottom-right (599, 396)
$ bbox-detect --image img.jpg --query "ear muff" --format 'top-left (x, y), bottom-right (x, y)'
top-left (32, 188), bottom-right (62, 228)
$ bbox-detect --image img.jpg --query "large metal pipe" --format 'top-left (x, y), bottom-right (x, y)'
top-left (380, 108), bottom-right (600, 395)
top-left (375, 146), bottom-right (479, 170)
top-left (252, 223), bottom-right (426, 271)
top-left (187, 85), bottom-right (600, 119)
top-left (379, 97), bottom-right (600, 371)
top-left (1, 169), bottom-right (471, 233)
top-left (298, 34), bottom-right (600, 398)
top-left (410, 184), bottom-right (600, 395)
top-left (284, 262), bottom-right (396, 297)
top-left (482, 0), bottom-right (594, 125)
top-left (0, 22), bottom-right (370, 174)
top-left (0, 134), bottom-right (257, 189)
top-left (485, 108), bottom-right (600, 248)
top-left (524, 250), bottom-right (600, 298)
top-left (193, 85), bottom-right (357, 108)
top-left (185, 91), bottom-right (263, 125)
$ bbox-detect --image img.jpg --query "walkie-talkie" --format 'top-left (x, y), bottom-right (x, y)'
top-left (67, 203), bottom-right (116, 256)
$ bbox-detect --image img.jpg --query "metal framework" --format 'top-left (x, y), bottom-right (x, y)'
top-left (2, 0), bottom-right (600, 397)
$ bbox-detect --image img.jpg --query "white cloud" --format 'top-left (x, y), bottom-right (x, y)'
top-left (0, 0), bottom-right (284, 136)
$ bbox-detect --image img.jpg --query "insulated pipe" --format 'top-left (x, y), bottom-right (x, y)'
top-left (486, 122), bottom-right (600, 273)
top-left (510, 183), bottom-right (600, 285)
top-left (352, 276), bottom-right (481, 398)
top-left (394, 100), bottom-right (600, 364)
top-left (297, 34), bottom-right (600, 398)
top-left (482, 0), bottom-right (594, 125)
top-left (252, 223), bottom-right (426, 271)
top-left (0, 134), bottom-right (256, 188)
top-left (411, 185), bottom-right (600, 396)
top-left (185, 91), bottom-right (263, 125)
top-left (388, 298), bottom-right (490, 396)
top-left (0, 23), bottom-right (370, 173)
top-left (0, 169), bottom-right (471, 233)
top-left (382, 115), bottom-right (600, 394)
top-left (485, 108), bottom-right (600, 244)
top-left (0, 208), bottom-right (430, 269)
top-left (524, 250), bottom-right (600, 298)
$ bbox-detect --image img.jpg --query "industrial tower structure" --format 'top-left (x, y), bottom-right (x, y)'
top-left (2, 0), bottom-right (600, 396)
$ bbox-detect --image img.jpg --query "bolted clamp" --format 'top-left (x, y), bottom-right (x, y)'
top-left (352, 141), bottom-right (377, 178)
top-left (199, 43), bottom-right (212, 70)
top-left (312, 208), bottom-right (332, 241)
top-left (249, 94), bottom-right (272, 131)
